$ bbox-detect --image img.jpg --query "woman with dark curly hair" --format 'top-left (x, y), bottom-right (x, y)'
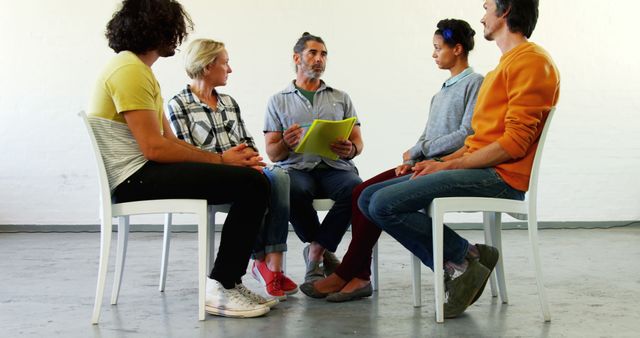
top-left (88, 0), bottom-right (273, 318)
top-left (301, 19), bottom-right (485, 310)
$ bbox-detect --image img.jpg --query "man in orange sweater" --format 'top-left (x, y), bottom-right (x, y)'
top-left (358, 0), bottom-right (559, 318)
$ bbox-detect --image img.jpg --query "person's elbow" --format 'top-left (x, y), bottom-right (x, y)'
top-left (266, 148), bottom-right (286, 163)
top-left (139, 140), bottom-right (167, 162)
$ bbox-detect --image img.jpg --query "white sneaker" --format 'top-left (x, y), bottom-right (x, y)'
top-left (235, 283), bottom-right (279, 308)
top-left (205, 278), bottom-right (270, 318)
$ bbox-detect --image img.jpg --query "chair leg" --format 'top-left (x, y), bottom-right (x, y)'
top-left (491, 212), bottom-right (508, 304)
top-left (110, 216), bottom-right (130, 305)
top-left (91, 216), bottom-right (114, 324)
top-left (371, 242), bottom-right (379, 291)
top-left (159, 213), bottom-right (172, 292)
top-left (411, 254), bottom-right (421, 307)
top-left (483, 212), bottom-right (499, 298)
top-left (208, 210), bottom-right (216, 273)
top-left (198, 208), bottom-right (208, 321)
top-left (432, 210), bottom-right (445, 323)
top-left (528, 214), bottom-right (551, 322)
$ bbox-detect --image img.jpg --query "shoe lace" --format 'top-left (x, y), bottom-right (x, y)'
top-left (225, 287), bottom-right (255, 306)
top-left (271, 272), bottom-right (283, 290)
top-left (235, 283), bottom-right (267, 304)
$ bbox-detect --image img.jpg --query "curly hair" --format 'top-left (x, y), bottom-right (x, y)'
top-left (105, 0), bottom-right (193, 54)
top-left (435, 19), bottom-right (476, 56)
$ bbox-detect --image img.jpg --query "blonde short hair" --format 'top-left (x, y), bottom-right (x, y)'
top-left (184, 38), bottom-right (226, 79)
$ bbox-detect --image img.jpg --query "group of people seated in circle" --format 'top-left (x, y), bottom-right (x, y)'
top-left (89, 0), bottom-right (559, 319)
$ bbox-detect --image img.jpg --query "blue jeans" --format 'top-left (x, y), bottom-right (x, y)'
top-left (288, 165), bottom-right (362, 252)
top-left (358, 168), bottom-right (524, 270)
top-left (253, 166), bottom-right (290, 259)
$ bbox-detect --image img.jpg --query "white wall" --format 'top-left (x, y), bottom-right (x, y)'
top-left (0, 0), bottom-right (639, 225)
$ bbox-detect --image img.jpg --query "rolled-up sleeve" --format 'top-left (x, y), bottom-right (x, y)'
top-left (263, 95), bottom-right (284, 133)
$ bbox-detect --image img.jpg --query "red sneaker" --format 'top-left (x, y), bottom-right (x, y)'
top-left (251, 260), bottom-right (286, 300)
top-left (279, 273), bottom-right (299, 295)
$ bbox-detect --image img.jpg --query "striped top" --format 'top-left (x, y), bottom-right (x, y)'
top-left (88, 51), bottom-right (164, 190)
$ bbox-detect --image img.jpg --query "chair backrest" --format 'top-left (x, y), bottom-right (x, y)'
top-left (78, 111), bottom-right (113, 218)
top-left (525, 107), bottom-right (556, 207)
top-left (312, 198), bottom-right (335, 211)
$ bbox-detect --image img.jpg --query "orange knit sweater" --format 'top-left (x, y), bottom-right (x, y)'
top-left (464, 42), bottom-right (560, 191)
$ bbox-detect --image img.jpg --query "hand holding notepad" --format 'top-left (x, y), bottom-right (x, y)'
top-left (294, 117), bottom-right (357, 160)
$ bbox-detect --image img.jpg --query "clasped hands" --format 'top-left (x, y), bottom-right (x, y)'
top-left (395, 150), bottom-right (450, 178)
top-left (221, 143), bottom-right (266, 172)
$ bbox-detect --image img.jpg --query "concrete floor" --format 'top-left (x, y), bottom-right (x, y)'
top-left (1, 227), bottom-right (639, 337)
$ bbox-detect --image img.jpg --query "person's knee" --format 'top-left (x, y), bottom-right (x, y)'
top-left (289, 179), bottom-right (314, 200)
top-left (351, 181), bottom-right (368, 202)
top-left (244, 169), bottom-right (270, 198)
top-left (367, 193), bottom-right (394, 227)
top-left (333, 175), bottom-right (362, 200)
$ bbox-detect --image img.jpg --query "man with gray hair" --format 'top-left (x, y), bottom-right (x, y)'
top-left (264, 32), bottom-right (364, 286)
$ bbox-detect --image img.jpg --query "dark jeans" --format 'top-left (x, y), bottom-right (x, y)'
top-left (112, 161), bottom-right (269, 289)
top-left (359, 168), bottom-right (524, 270)
top-left (287, 165), bottom-right (362, 252)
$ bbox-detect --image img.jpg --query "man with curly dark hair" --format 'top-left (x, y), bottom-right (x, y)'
top-left (88, 0), bottom-right (274, 318)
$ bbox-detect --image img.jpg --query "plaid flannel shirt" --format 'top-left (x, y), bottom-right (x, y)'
top-left (167, 85), bottom-right (256, 153)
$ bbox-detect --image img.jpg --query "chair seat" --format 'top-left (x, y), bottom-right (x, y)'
top-left (430, 197), bottom-right (528, 216)
top-left (113, 199), bottom-right (209, 216)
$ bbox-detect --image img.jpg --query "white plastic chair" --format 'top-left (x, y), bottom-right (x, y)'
top-left (159, 204), bottom-right (229, 291)
top-left (412, 107), bottom-right (556, 323)
top-left (312, 199), bottom-right (379, 291)
top-left (79, 111), bottom-right (210, 324)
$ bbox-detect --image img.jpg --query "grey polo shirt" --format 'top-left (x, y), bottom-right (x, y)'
top-left (264, 80), bottom-right (360, 171)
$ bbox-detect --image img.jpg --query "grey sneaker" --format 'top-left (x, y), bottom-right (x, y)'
top-left (300, 281), bottom-right (330, 298)
top-left (469, 244), bottom-right (499, 305)
top-left (305, 261), bottom-right (325, 283)
top-left (303, 245), bottom-right (324, 282)
top-left (443, 259), bottom-right (490, 318)
top-left (322, 250), bottom-right (341, 276)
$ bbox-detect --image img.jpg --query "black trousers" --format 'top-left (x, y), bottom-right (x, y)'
top-left (113, 161), bottom-right (269, 288)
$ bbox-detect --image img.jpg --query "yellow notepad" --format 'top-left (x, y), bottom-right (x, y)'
top-left (294, 117), bottom-right (357, 160)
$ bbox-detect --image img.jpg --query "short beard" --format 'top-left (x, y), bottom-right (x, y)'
top-left (303, 68), bottom-right (323, 80)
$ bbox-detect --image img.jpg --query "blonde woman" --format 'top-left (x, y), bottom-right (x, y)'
top-left (168, 39), bottom-right (298, 301)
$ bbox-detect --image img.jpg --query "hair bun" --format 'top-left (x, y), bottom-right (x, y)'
top-left (302, 32), bottom-right (310, 37)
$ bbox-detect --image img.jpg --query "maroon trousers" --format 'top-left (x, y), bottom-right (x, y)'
top-left (334, 168), bottom-right (408, 281)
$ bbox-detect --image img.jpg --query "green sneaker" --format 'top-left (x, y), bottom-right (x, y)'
top-left (469, 244), bottom-right (499, 305)
top-left (444, 259), bottom-right (490, 318)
